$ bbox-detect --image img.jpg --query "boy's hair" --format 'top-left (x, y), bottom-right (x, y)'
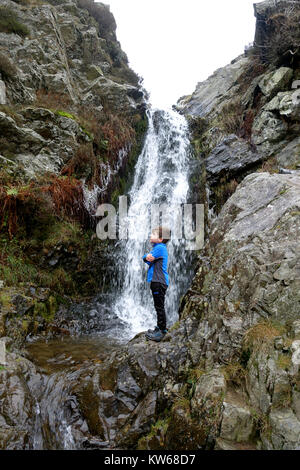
top-left (152, 226), bottom-right (171, 244)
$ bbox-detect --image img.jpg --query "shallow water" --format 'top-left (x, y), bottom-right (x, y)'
top-left (25, 335), bottom-right (124, 374)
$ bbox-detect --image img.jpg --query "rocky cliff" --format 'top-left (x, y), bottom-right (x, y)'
top-left (1, 0), bottom-right (300, 451)
top-left (0, 0), bottom-right (147, 344)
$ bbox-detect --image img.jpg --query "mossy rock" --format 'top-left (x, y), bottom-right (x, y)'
top-left (0, 7), bottom-right (30, 37)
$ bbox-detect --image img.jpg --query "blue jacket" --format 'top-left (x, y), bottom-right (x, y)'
top-left (142, 242), bottom-right (169, 286)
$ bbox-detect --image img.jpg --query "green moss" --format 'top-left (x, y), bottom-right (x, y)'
top-left (47, 295), bottom-right (57, 318)
top-left (0, 8), bottom-right (30, 37)
top-left (169, 321), bottom-right (180, 332)
top-left (0, 292), bottom-right (12, 308)
top-left (55, 110), bottom-right (77, 120)
top-left (137, 418), bottom-right (170, 450)
top-left (33, 301), bottom-right (48, 318)
top-left (22, 319), bottom-right (29, 332)
top-left (33, 296), bottom-right (57, 322)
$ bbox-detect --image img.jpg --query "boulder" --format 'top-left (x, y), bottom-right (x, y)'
top-left (268, 409), bottom-right (300, 450)
top-left (205, 134), bottom-right (263, 184)
top-left (252, 110), bottom-right (288, 153)
top-left (264, 90), bottom-right (300, 121)
top-left (220, 401), bottom-right (254, 442)
top-left (258, 67), bottom-right (293, 98)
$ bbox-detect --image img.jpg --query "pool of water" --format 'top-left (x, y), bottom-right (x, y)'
top-left (25, 334), bottom-right (124, 374)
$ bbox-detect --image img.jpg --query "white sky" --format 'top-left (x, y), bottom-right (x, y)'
top-left (104, 0), bottom-right (265, 108)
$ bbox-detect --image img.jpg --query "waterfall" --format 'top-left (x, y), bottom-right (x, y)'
top-left (111, 107), bottom-right (195, 340)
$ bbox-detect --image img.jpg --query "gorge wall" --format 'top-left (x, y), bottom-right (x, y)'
top-left (0, 0), bottom-right (300, 451)
top-left (0, 0), bottom-right (147, 345)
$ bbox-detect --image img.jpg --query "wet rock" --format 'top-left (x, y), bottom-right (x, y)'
top-left (0, 349), bottom-right (42, 449)
top-left (116, 391), bottom-right (157, 448)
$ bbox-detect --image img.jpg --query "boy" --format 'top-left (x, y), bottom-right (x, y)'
top-left (142, 226), bottom-right (170, 342)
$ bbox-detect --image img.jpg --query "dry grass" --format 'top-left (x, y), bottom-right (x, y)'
top-left (243, 320), bottom-right (285, 353)
top-left (219, 100), bottom-right (245, 135)
top-left (257, 156), bottom-right (279, 174)
top-left (35, 90), bottom-right (73, 110)
top-left (237, 58), bottom-right (268, 94)
top-left (241, 109), bottom-right (255, 141)
top-left (222, 362), bottom-right (247, 386)
top-left (0, 172), bottom-right (91, 239)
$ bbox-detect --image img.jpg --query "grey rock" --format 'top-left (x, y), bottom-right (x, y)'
top-left (0, 80), bottom-right (6, 105)
top-left (291, 340), bottom-right (300, 374)
top-left (291, 321), bottom-right (300, 338)
top-left (258, 67), bottom-right (293, 98)
top-left (215, 437), bottom-right (256, 450)
top-left (205, 134), bottom-right (263, 184)
top-left (252, 110), bottom-right (288, 153)
top-left (269, 409), bottom-right (300, 450)
top-left (220, 401), bottom-right (254, 442)
top-left (276, 138), bottom-right (300, 169)
top-left (176, 55), bottom-right (249, 117)
top-left (191, 369), bottom-right (226, 410)
top-left (221, 173), bottom-right (300, 243)
top-left (264, 90), bottom-right (300, 120)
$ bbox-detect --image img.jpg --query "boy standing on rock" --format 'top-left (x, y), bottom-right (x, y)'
top-left (142, 226), bottom-right (171, 342)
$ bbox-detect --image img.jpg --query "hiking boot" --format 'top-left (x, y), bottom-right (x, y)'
top-left (147, 326), bottom-right (169, 334)
top-left (145, 329), bottom-right (167, 342)
top-left (147, 326), bottom-right (160, 334)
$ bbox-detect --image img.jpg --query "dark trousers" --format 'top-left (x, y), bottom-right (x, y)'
top-left (150, 281), bottom-right (168, 331)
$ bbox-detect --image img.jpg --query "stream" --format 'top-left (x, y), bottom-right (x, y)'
top-left (21, 107), bottom-right (196, 449)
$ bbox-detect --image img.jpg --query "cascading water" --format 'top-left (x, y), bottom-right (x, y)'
top-left (23, 106), bottom-right (197, 450)
top-left (111, 107), bottom-right (195, 339)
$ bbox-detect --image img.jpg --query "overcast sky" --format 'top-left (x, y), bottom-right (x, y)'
top-left (105, 0), bottom-right (265, 108)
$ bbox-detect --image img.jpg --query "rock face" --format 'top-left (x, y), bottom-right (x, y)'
top-left (0, 0), bottom-right (146, 178)
top-left (176, 1), bottom-right (300, 215)
top-left (0, 0), bottom-right (148, 341)
top-left (1, 0), bottom-right (300, 453)
top-left (176, 55), bottom-right (249, 118)
top-left (3, 166), bottom-right (299, 450)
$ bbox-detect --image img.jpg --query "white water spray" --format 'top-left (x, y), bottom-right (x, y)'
top-left (112, 108), bottom-right (194, 339)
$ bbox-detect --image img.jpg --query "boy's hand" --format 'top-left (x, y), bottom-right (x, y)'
top-left (146, 254), bottom-right (155, 262)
